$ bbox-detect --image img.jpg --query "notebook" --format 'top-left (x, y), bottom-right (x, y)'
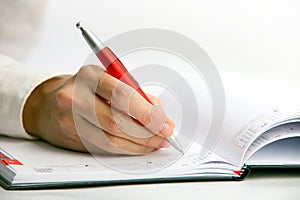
top-left (1, 73), bottom-right (300, 189)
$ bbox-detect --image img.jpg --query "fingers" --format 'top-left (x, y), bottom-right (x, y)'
top-left (76, 115), bottom-right (168, 155)
top-left (96, 70), bottom-right (173, 136)
top-left (73, 65), bottom-right (175, 155)
top-left (81, 95), bottom-right (170, 148)
top-left (76, 65), bottom-right (174, 136)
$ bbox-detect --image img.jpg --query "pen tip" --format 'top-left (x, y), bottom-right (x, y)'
top-left (179, 149), bottom-right (185, 155)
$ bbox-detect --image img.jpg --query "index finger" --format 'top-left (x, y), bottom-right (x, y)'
top-left (95, 70), bottom-right (173, 136)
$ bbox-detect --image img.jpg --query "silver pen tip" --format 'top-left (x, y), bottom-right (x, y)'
top-left (179, 149), bottom-right (185, 155)
top-left (175, 147), bottom-right (184, 155)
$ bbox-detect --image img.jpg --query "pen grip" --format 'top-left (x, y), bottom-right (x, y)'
top-left (96, 47), bottom-right (152, 104)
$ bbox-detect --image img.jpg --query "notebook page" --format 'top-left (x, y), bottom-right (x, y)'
top-left (212, 73), bottom-right (300, 167)
top-left (243, 123), bottom-right (300, 164)
top-left (246, 136), bottom-right (300, 166)
top-left (0, 136), bottom-right (237, 184)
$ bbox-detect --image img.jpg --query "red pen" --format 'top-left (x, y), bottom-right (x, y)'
top-left (76, 22), bottom-right (183, 154)
top-left (76, 22), bottom-right (151, 103)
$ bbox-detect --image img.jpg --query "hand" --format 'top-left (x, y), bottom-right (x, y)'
top-left (23, 65), bottom-right (175, 155)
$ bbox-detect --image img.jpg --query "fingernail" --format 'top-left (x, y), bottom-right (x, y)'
top-left (160, 123), bottom-right (173, 137)
top-left (167, 120), bottom-right (175, 128)
top-left (159, 139), bottom-right (170, 148)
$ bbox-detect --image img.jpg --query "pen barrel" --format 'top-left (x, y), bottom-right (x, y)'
top-left (96, 47), bottom-right (152, 104)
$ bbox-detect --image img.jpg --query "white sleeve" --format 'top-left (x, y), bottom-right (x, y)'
top-left (0, 53), bottom-right (63, 139)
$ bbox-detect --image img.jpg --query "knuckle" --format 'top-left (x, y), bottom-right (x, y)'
top-left (78, 65), bottom-right (99, 78)
top-left (142, 136), bottom-right (162, 148)
top-left (109, 136), bottom-right (120, 145)
top-left (143, 136), bottom-right (153, 146)
top-left (142, 146), bottom-right (154, 154)
top-left (111, 83), bottom-right (133, 111)
top-left (77, 65), bottom-right (104, 86)
top-left (129, 93), bottom-right (152, 125)
top-left (140, 112), bottom-right (152, 125)
top-left (101, 114), bottom-right (119, 133)
top-left (55, 89), bottom-right (73, 110)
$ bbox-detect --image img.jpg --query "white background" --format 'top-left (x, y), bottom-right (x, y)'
top-left (22, 0), bottom-right (300, 84)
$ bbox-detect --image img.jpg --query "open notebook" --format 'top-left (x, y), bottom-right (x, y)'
top-left (0, 124), bottom-right (300, 190)
top-left (1, 73), bottom-right (300, 189)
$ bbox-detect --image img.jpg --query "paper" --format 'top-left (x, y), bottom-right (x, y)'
top-left (0, 136), bottom-right (239, 185)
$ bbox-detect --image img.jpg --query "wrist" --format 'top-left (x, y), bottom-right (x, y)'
top-left (22, 75), bottom-right (71, 137)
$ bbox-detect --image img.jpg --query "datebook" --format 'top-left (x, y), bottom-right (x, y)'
top-left (1, 73), bottom-right (300, 189)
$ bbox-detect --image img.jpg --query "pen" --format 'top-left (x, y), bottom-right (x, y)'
top-left (76, 21), bottom-right (184, 154)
